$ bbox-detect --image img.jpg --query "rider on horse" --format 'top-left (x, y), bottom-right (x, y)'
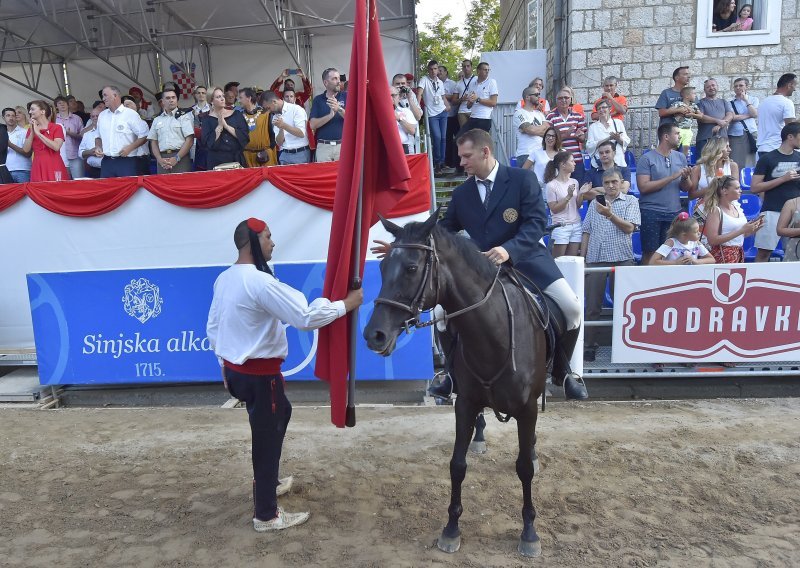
top-left (376, 128), bottom-right (588, 400)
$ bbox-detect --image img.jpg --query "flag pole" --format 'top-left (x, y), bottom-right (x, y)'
top-left (345, 0), bottom-right (370, 428)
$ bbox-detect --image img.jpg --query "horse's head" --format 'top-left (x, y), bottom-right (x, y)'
top-left (364, 209), bottom-right (440, 356)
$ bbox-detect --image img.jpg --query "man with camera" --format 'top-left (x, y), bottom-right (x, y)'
top-left (270, 69), bottom-right (313, 108)
top-left (391, 73), bottom-right (422, 153)
top-left (580, 167), bottom-right (640, 362)
top-left (391, 86), bottom-right (417, 154)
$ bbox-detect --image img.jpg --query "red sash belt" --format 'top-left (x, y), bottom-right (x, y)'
top-left (223, 357), bottom-right (283, 376)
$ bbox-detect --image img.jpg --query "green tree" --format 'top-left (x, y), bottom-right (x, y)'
top-left (416, 14), bottom-right (463, 78)
top-left (462, 0), bottom-right (500, 59)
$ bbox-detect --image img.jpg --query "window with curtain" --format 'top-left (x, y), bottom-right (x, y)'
top-left (527, 0), bottom-right (540, 49)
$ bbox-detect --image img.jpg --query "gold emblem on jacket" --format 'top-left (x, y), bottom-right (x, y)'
top-left (503, 208), bottom-right (519, 223)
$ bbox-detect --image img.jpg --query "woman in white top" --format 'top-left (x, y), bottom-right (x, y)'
top-left (585, 99), bottom-right (630, 168)
top-left (523, 126), bottom-right (564, 187)
top-left (702, 175), bottom-right (763, 263)
top-left (688, 137), bottom-right (740, 199)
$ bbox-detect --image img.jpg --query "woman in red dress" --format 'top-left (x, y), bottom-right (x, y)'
top-left (22, 100), bottom-right (70, 182)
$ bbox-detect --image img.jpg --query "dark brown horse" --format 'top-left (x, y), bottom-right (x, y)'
top-left (364, 211), bottom-right (548, 557)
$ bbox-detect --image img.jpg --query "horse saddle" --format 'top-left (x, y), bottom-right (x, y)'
top-left (504, 268), bottom-right (562, 370)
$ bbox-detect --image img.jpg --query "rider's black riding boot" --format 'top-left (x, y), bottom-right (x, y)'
top-left (553, 328), bottom-right (589, 401)
top-left (428, 373), bottom-right (454, 398)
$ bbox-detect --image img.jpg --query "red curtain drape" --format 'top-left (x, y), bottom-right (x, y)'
top-left (0, 155), bottom-right (429, 217)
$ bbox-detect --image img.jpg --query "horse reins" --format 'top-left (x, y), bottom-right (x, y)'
top-left (373, 235), bottom-right (502, 333)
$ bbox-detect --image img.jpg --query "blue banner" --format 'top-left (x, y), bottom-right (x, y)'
top-left (27, 261), bottom-right (432, 385)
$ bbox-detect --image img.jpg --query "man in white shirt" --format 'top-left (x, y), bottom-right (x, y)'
top-left (261, 91), bottom-right (310, 165)
top-left (456, 61), bottom-right (499, 138)
top-left (207, 217), bottom-right (362, 532)
top-left (391, 86), bottom-right (417, 154)
top-left (78, 107), bottom-right (104, 178)
top-left (94, 85), bottom-right (149, 178)
top-left (757, 73), bottom-right (797, 157)
top-left (512, 86), bottom-right (550, 167)
top-left (455, 59), bottom-right (477, 128)
top-left (3, 107), bottom-right (32, 182)
top-left (416, 59), bottom-right (452, 174)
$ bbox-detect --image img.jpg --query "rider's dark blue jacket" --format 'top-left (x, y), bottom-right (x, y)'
top-left (439, 163), bottom-right (563, 290)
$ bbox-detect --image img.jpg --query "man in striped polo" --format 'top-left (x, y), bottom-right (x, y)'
top-left (546, 88), bottom-right (588, 184)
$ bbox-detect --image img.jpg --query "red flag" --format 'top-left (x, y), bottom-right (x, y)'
top-left (314, 0), bottom-right (413, 427)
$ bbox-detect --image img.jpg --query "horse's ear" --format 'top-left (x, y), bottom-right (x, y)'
top-left (379, 214), bottom-right (402, 236)
top-left (420, 207), bottom-right (441, 236)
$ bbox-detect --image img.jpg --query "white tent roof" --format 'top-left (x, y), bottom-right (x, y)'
top-left (0, 0), bottom-right (416, 97)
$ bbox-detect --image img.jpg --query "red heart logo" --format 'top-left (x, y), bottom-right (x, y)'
top-left (717, 272), bottom-right (730, 297)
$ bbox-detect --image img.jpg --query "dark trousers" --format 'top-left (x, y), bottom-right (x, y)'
top-left (456, 117), bottom-right (492, 138)
top-left (225, 369), bottom-right (292, 521)
top-left (445, 115), bottom-right (460, 167)
top-left (100, 156), bottom-right (138, 178)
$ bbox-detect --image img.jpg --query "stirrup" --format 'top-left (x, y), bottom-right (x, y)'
top-left (563, 373), bottom-right (588, 401)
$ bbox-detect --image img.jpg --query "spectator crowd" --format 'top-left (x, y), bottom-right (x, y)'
top-left (0, 63), bottom-right (798, 278)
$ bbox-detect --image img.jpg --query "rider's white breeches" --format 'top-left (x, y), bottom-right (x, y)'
top-left (543, 278), bottom-right (582, 330)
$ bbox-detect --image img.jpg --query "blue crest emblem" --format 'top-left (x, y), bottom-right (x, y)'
top-left (122, 278), bottom-right (164, 323)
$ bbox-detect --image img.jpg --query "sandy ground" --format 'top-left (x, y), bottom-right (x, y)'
top-left (1, 398), bottom-right (799, 568)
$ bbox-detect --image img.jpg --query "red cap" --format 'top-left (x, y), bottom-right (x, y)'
top-left (246, 217), bottom-right (266, 233)
top-left (129, 87), bottom-right (143, 97)
top-left (404, 73), bottom-right (414, 81)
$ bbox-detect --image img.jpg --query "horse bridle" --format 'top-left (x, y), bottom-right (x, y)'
top-left (373, 235), bottom-right (502, 333)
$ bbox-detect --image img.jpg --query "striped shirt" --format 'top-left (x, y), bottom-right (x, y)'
top-left (581, 193), bottom-right (641, 263)
top-left (546, 110), bottom-right (586, 162)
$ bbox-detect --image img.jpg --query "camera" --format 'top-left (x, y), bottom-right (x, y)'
top-left (399, 86), bottom-right (410, 95)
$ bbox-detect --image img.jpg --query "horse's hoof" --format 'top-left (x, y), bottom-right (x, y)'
top-left (469, 440), bottom-right (487, 454)
top-left (437, 533), bottom-right (461, 553)
top-left (518, 537), bottom-right (542, 558)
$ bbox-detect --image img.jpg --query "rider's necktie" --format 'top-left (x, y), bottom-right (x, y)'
top-left (479, 179), bottom-right (492, 209)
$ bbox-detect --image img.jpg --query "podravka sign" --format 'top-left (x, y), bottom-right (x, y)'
top-left (612, 265), bottom-right (800, 363)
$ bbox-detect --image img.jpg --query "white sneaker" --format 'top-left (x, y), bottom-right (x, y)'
top-left (253, 507), bottom-right (310, 532)
top-left (276, 476), bottom-right (293, 497)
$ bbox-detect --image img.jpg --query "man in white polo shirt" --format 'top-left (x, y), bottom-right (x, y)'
top-left (456, 61), bottom-right (499, 138)
top-left (416, 60), bottom-right (452, 175)
top-left (3, 107), bottom-right (32, 182)
top-left (261, 91), bottom-right (310, 165)
top-left (94, 85), bottom-right (149, 178)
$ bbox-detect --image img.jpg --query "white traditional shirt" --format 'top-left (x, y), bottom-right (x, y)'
top-left (96, 105), bottom-right (149, 157)
top-left (207, 264), bottom-right (345, 364)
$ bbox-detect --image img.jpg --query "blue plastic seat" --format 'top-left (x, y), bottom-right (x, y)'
top-left (583, 154), bottom-right (592, 171)
top-left (628, 174), bottom-right (640, 196)
top-left (740, 167), bottom-right (754, 191)
top-left (772, 239), bottom-right (785, 260)
top-left (579, 199), bottom-right (589, 220)
top-left (738, 193), bottom-right (761, 220)
top-left (510, 156), bottom-right (518, 168)
top-left (743, 235), bottom-right (757, 262)
top-left (625, 150), bottom-right (636, 171)
top-left (632, 231), bottom-right (642, 264)
top-left (688, 146), bottom-right (697, 165)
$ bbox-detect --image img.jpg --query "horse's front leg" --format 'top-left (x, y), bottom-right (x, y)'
top-left (516, 411), bottom-right (542, 557)
top-left (437, 397), bottom-right (480, 553)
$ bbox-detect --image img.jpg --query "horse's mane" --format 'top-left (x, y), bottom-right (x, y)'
top-left (395, 222), bottom-right (498, 282)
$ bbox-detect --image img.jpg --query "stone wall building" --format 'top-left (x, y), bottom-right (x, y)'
top-left (498, 0), bottom-right (799, 151)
